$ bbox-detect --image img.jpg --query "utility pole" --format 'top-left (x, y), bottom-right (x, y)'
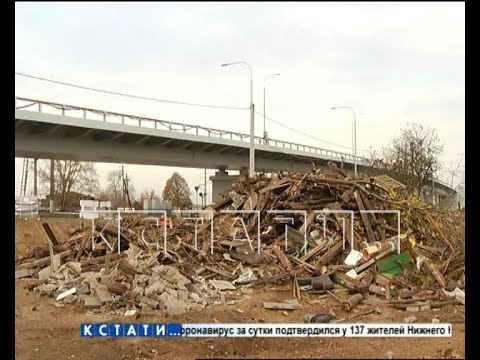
top-left (263, 73), bottom-right (280, 143)
top-left (331, 106), bottom-right (358, 176)
top-left (204, 169), bottom-right (207, 206)
top-left (122, 166), bottom-right (126, 208)
top-left (49, 159), bottom-right (54, 212)
top-left (33, 158), bottom-right (38, 196)
top-left (221, 61), bottom-right (255, 177)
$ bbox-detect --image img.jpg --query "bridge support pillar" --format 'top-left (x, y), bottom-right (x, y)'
top-left (209, 169), bottom-right (241, 203)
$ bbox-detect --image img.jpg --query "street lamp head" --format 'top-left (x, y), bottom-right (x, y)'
top-left (331, 107), bottom-right (337, 110)
top-left (221, 63), bottom-right (229, 67)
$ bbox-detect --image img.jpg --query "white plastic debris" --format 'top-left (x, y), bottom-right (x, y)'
top-left (233, 268), bottom-right (254, 284)
top-left (442, 287), bottom-right (465, 305)
top-left (344, 250), bottom-right (363, 266)
top-left (124, 309), bottom-right (137, 317)
top-left (416, 255), bottom-right (426, 271)
top-left (56, 287), bottom-right (77, 301)
top-left (345, 269), bottom-right (358, 279)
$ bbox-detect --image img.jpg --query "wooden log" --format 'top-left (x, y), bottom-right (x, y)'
top-left (340, 189), bottom-right (353, 203)
top-left (318, 241), bottom-right (343, 265)
top-left (369, 284), bottom-right (386, 296)
top-left (258, 178), bottom-right (290, 194)
top-left (329, 202), bottom-right (355, 248)
top-left (272, 245), bottom-right (293, 272)
top-left (342, 293), bottom-right (363, 312)
top-left (41, 223), bottom-right (59, 246)
top-left (288, 255), bottom-right (318, 274)
top-left (81, 259), bottom-right (121, 273)
top-left (204, 266), bottom-right (235, 280)
top-left (353, 190), bottom-right (377, 243)
top-left (424, 260), bottom-right (447, 288)
top-left (263, 300), bottom-right (302, 310)
top-left (17, 250), bottom-right (71, 269)
top-left (76, 233), bottom-right (90, 261)
top-left (392, 300), bottom-right (459, 310)
top-left (80, 252), bottom-right (124, 265)
top-left (229, 250), bottom-right (265, 266)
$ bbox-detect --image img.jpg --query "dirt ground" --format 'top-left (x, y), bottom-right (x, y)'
top-left (15, 219), bottom-right (465, 360)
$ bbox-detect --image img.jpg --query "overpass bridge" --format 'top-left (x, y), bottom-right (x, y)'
top-left (15, 97), bottom-right (455, 203)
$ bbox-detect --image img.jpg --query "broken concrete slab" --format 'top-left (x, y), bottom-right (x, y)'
top-left (178, 290), bottom-right (189, 302)
top-left (144, 281), bottom-right (165, 297)
top-left (63, 294), bottom-right (77, 304)
top-left (159, 292), bottom-right (187, 315)
top-left (35, 283), bottom-right (58, 296)
top-left (404, 316), bottom-right (418, 323)
top-left (15, 269), bottom-right (34, 279)
top-left (156, 265), bottom-right (191, 290)
top-left (76, 285), bottom-right (90, 295)
top-left (66, 261), bottom-right (82, 276)
top-left (84, 295), bottom-right (102, 309)
top-left (139, 296), bottom-right (158, 310)
top-left (93, 286), bottom-right (113, 304)
top-left (38, 267), bottom-right (51, 280)
top-left (210, 280), bottom-right (236, 291)
top-left (240, 288), bottom-right (253, 295)
top-left (52, 253), bottom-right (61, 272)
top-left (132, 286), bottom-right (144, 296)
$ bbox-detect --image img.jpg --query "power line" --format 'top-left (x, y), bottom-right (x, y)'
top-left (255, 111), bottom-right (371, 153)
top-left (15, 72), bottom-right (249, 111)
top-left (16, 71), bottom-right (373, 153)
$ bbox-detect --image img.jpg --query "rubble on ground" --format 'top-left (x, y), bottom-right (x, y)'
top-left (15, 166), bottom-right (465, 316)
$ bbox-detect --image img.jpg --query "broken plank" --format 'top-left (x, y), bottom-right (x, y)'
top-left (263, 300), bottom-right (302, 310)
top-left (288, 255), bottom-right (318, 273)
top-left (41, 223), bottom-right (59, 246)
top-left (258, 178), bottom-right (291, 194)
top-left (204, 266), bottom-right (235, 280)
top-left (272, 245), bottom-right (293, 272)
top-left (353, 190), bottom-right (377, 244)
top-left (17, 250), bottom-right (71, 269)
top-left (318, 241), bottom-right (343, 265)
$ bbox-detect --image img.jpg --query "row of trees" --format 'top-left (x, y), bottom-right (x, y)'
top-left (36, 161), bottom-right (193, 210)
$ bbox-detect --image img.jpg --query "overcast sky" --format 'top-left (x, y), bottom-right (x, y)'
top-left (15, 2), bottom-right (465, 202)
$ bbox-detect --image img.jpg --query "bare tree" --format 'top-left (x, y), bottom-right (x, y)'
top-left (99, 169), bottom-right (136, 208)
top-left (162, 172), bottom-right (193, 209)
top-left (138, 188), bottom-right (159, 202)
top-left (444, 153), bottom-right (465, 188)
top-left (37, 160), bottom-right (99, 210)
top-left (379, 124), bottom-right (443, 194)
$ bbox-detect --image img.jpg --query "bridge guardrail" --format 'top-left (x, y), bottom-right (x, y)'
top-left (15, 97), bottom-right (367, 164)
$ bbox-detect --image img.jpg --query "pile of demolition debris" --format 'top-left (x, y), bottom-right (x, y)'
top-left (15, 167), bottom-right (465, 316)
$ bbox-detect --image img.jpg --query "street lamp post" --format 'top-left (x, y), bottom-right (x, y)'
top-left (331, 106), bottom-right (358, 176)
top-left (221, 61), bottom-right (255, 178)
top-left (263, 73), bottom-right (280, 143)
